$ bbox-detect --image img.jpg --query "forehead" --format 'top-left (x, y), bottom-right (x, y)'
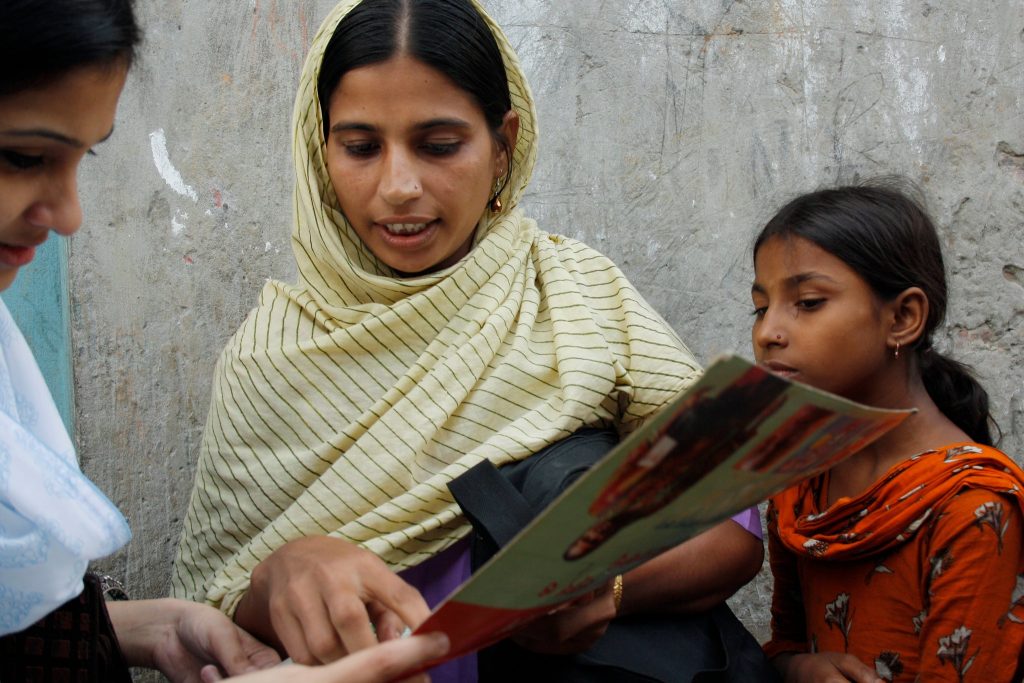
top-left (753, 235), bottom-right (862, 287)
top-left (0, 65), bottom-right (125, 144)
top-left (327, 54), bottom-right (485, 125)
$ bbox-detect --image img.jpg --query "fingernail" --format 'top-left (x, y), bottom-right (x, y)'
top-left (430, 632), bottom-right (450, 654)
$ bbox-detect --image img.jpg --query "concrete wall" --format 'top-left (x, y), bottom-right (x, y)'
top-left (76, 0), bottom-right (1024, 644)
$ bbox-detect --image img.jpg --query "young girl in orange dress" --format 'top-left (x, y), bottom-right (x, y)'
top-left (752, 183), bottom-right (1024, 682)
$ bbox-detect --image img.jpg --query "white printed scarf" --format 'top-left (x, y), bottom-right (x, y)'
top-left (0, 301), bottom-right (130, 634)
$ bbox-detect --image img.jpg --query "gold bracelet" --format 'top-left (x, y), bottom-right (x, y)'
top-left (612, 574), bottom-right (624, 614)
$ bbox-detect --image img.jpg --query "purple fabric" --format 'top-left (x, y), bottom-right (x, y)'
top-left (398, 509), bottom-right (761, 683)
top-left (730, 506), bottom-right (763, 540)
top-left (398, 538), bottom-right (476, 683)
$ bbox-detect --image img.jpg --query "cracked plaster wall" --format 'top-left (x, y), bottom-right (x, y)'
top-left (73, 0), bottom-right (1023, 644)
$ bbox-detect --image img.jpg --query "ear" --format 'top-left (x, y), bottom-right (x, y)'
top-left (887, 286), bottom-right (929, 351)
top-left (495, 109), bottom-right (520, 177)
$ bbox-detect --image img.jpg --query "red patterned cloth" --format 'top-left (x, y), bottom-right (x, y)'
top-left (764, 443), bottom-right (1024, 681)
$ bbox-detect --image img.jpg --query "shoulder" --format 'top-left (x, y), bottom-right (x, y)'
top-left (926, 486), bottom-right (1024, 557)
top-left (535, 232), bottom-right (678, 334)
top-left (219, 280), bottom-right (322, 356)
top-left (943, 441), bottom-right (1020, 462)
top-left (534, 232), bottom-right (632, 291)
top-left (536, 233), bottom-right (701, 404)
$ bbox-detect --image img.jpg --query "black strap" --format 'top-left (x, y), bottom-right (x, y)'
top-left (448, 460), bottom-right (536, 552)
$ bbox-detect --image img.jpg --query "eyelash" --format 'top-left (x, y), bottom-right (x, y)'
top-left (1, 150), bottom-right (45, 170)
top-left (421, 141), bottom-right (460, 156)
top-left (0, 148), bottom-right (96, 171)
top-left (341, 141), bottom-right (462, 158)
top-left (797, 298), bottom-right (825, 310)
top-left (750, 299), bottom-right (825, 317)
top-left (343, 142), bottom-right (378, 158)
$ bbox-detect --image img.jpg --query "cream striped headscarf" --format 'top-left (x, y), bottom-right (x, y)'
top-left (172, 0), bottom-right (700, 614)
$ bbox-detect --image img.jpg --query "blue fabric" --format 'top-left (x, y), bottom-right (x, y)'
top-left (0, 302), bottom-right (130, 635)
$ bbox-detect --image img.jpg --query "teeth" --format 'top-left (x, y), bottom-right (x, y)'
top-left (384, 223), bottom-right (429, 234)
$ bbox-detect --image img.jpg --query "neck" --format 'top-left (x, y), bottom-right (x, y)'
top-left (827, 372), bottom-right (970, 505)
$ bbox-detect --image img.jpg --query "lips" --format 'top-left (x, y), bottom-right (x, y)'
top-left (0, 242), bottom-right (40, 269)
top-left (760, 360), bottom-right (798, 378)
top-left (385, 222), bottom-right (434, 235)
top-left (377, 216), bottom-right (438, 236)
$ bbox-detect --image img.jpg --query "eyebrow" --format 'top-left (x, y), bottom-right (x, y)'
top-left (0, 125), bottom-right (115, 148)
top-left (329, 117), bottom-right (471, 135)
top-left (751, 272), bottom-right (839, 294)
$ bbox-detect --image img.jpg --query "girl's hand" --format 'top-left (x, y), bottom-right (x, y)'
top-left (107, 598), bottom-right (281, 683)
top-left (511, 580), bottom-right (617, 655)
top-left (234, 536), bottom-right (432, 665)
top-left (203, 633), bottom-right (450, 683)
top-left (776, 652), bottom-right (883, 683)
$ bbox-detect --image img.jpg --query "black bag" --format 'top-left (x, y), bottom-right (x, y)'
top-left (448, 428), bottom-right (779, 683)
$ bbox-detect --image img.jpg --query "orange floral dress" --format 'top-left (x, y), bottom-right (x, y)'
top-left (764, 443), bottom-right (1024, 682)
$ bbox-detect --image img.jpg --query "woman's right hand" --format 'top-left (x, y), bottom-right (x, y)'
top-left (203, 633), bottom-right (450, 683)
top-left (776, 652), bottom-right (883, 683)
top-left (234, 536), bottom-right (432, 665)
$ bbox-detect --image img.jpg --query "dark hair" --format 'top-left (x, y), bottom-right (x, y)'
top-left (0, 0), bottom-right (141, 97)
top-left (317, 0), bottom-right (513, 182)
top-left (753, 181), bottom-right (996, 445)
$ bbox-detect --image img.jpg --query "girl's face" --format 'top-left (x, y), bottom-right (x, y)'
top-left (325, 54), bottom-right (517, 276)
top-left (751, 235), bottom-right (895, 404)
top-left (0, 64), bottom-right (127, 292)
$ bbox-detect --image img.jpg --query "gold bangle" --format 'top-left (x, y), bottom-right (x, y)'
top-left (612, 574), bottom-right (624, 614)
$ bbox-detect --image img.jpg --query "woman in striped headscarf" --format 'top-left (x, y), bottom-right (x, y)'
top-left (172, 0), bottom-right (765, 677)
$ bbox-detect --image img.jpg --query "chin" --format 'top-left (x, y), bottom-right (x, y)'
top-left (0, 271), bottom-right (18, 292)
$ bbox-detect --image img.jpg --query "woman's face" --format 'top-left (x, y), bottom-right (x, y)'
top-left (325, 54), bottom-right (517, 276)
top-left (751, 235), bottom-right (895, 405)
top-left (0, 64), bottom-right (127, 292)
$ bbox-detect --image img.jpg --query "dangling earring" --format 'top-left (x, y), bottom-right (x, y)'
top-left (490, 176), bottom-right (504, 212)
top-left (894, 341), bottom-right (901, 359)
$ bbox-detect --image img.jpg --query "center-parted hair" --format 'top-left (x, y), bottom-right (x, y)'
top-left (317, 0), bottom-right (513, 153)
top-left (753, 182), bottom-right (996, 445)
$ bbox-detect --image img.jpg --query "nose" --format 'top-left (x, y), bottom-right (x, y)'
top-left (26, 170), bottom-right (83, 237)
top-left (378, 149), bottom-right (422, 206)
top-left (752, 308), bottom-right (787, 352)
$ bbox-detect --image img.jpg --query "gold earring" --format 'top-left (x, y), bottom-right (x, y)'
top-left (490, 176), bottom-right (504, 212)
top-left (894, 341), bottom-right (900, 359)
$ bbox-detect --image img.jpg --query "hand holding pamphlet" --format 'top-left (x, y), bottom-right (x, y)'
top-left (414, 355), bottom-right (912, 663)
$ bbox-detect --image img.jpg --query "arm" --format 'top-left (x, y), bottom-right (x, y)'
top-left (618, 517), bottom-right (763, 615)
top-left (513, 517), bottom-right (763, 655)
top-left (107, 598), bottom-right (281, 682)
top-left (916, 490), bottom-right (1024, 681)
top-left (233, 536), bottom-right (431, 666)
top-left (205, 633), bottom-right (450, 683)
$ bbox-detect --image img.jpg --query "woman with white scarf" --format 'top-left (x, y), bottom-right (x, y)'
top-left (173, 1), bottom-right (769, 680)
top-left (0, 0), bottom-right (447, 680)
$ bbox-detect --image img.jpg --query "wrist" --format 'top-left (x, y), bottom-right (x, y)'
top-left (97, 574), bottom-right (130, 601)
top-left (107, 599), bottom-right (182, 669)
top-left (770, 651), bottom-right (803, 680)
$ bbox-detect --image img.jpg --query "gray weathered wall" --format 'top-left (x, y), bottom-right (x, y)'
top-left (75, 0), bottom-right (1024, 645)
